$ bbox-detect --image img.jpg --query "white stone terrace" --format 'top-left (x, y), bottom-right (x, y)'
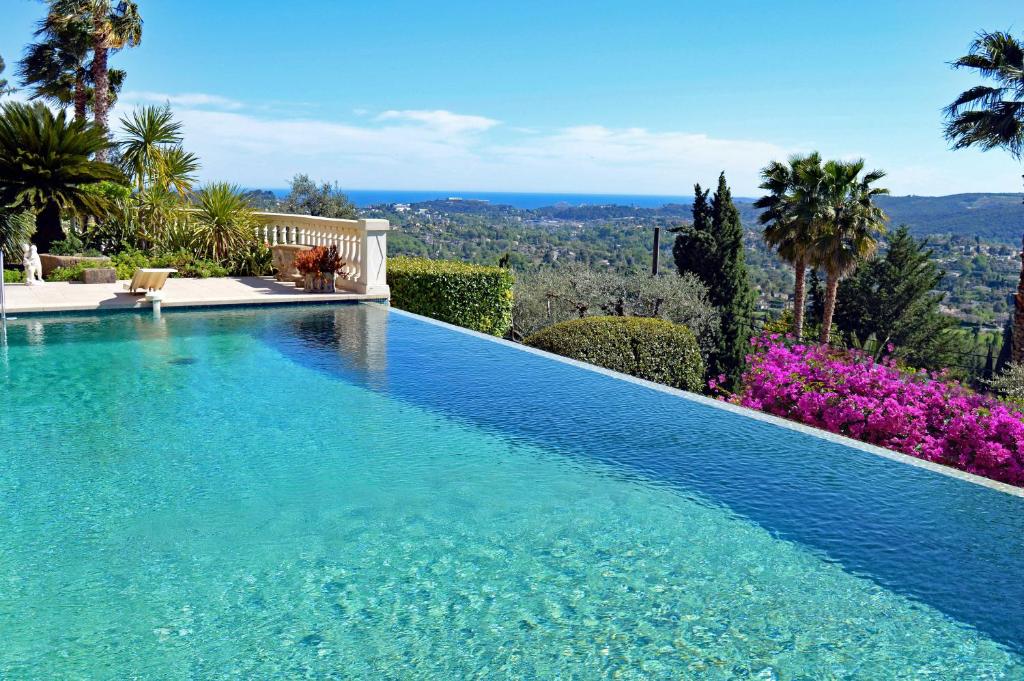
top-left (1, 213), bottom-right (390, 315)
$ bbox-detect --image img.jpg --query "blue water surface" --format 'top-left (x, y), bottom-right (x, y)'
top-left (1, 304), bottom-right (1022, 679)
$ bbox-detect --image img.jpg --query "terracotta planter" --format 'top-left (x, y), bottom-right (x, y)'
top-left (39, 254), bottom-right (110, 277)
top-left (303, 272), bottom-right (336, 293)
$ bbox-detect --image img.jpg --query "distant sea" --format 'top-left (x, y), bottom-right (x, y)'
top-left (263, 189), bottom-right (696, 209)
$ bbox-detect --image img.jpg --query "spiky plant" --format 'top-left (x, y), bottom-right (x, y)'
top-left (0, 102), bottom-right (123, 252)
top-left (192, 183), bottom-right (255, 262)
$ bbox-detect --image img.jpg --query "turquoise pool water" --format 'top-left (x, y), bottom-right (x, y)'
top-left (1, 305), bottom-right (1023, 679)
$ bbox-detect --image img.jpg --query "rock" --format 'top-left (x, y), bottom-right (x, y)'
top-left (81, 267), bottom-right (117, 284)
top-left (39, 254), bottom-right (110, 277)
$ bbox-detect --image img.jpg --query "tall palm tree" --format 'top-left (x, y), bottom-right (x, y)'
top-left (0, 102), bottom-right (123, 252)
top-left (754, 152), bottom-right (822, 339)
top-left (802, 159), bottom-right (889, 343)
top-left (945, 30), bottom-right (1024, 360)
top-left (50, 0), bottom-right (142, 157)
top-left (18, 11), bottom-right (126, 122)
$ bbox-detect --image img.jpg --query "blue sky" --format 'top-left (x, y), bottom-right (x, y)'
top-left (2, 0), bottom-right (1022, 195)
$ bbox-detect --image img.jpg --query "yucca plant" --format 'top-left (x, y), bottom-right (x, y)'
top-left (119, 105), bottom-right (182, 192)
top-left (0, 101), bottom-right (124, 252)
top-left (192, 183), bottom-right (255, 262)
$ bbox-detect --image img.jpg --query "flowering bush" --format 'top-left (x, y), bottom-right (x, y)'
top-left (728, 335), bottom-right (1024, 486)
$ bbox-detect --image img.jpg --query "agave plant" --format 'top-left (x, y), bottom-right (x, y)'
top-left (192, 183), bottom-right (255, 262)
top-left (0, 102), bottom-right (124, 252)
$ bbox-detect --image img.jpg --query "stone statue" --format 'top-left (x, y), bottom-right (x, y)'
top-left (23, 244), bottom-right (43, 285)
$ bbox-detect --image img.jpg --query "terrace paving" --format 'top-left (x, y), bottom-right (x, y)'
top-left (0, 276), bottom-right (387, 314)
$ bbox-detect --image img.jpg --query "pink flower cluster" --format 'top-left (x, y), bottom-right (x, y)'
top-left (729, 335), bottom-right (1024, 486)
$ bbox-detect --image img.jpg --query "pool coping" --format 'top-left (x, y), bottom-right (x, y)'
top-left (382, 305), bottom-right (1024, 499)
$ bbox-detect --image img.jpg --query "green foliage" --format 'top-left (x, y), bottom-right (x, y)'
top-left (524, 316), bottom-right (705, 392)
top-left (944, 31), bottom-right (1024, 160)
top-left (47, 260), bottom-right (103, 281)
top-left (986, 362), bottom-right (1024, 404)
top-left (4, 268), bottom-right (25, 284)
top-left (0, 210), bottom-right (36, 262)
top-left (511, 265), bottom-right (719, 355)
top-left (149, 251), bottom-right (228, 279)
top-left (226, 237), bottom-right (274, 277)
top-left (118, 105), bottom-right (198, 195)
top-left (674, 174), bottom-right (755, 386)
top-left (283, 174), bottom-right (359, 219)
top-left (389, 256), bottom-right (514, 336)
top-left (831, 226), bottom-right (958, 369)
top-left (192, 183), bottom-right (255, 261)
top-left (0, 101), bottom-right (124, 251)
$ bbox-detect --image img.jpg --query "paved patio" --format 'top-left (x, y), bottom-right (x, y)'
top-left (0, 277), bottom-right (388, 314)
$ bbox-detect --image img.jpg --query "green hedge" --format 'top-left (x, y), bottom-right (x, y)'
top-left (389, 257), bottom-right (514, 336)
top-left (524, 316), bottom-right (705, 391)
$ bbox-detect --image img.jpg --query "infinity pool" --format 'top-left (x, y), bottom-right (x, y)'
top-left (1, 304), bottom-right (1023, 678)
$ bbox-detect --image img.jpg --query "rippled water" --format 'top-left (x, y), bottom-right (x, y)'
top-left (1, 305), bottom-right (1023, 679)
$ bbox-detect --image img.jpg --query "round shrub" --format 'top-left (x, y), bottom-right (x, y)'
top-left (389, 256), bottom-right (514, 336)
top-left (524, 316), bottom-right (705, 392)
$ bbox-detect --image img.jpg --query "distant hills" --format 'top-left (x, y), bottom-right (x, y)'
top-left (871, 194), bottom-right (1024, 243)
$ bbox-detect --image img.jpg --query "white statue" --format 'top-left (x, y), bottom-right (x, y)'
top-left (23, 244), bottom-right (43, 285)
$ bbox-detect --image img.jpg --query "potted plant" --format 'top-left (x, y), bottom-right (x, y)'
top-left (294, 245), bottom-right (346, 293)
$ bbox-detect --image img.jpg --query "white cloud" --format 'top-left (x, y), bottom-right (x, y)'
top-left (119, 91), bottom-right (245, 110)
top-left (111, 90), bottom-right (1023, 196)
top-left (375, 109), bottom-right (500, 135)
top-left (106, 94), bottom-right (797, 193)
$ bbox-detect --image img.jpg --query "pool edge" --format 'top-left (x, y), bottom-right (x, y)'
top-left (382, 304), bottom-right (1024, 500)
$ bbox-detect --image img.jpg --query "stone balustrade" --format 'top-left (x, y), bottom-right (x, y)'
top-left (254, 212), bottom-right (389, 296)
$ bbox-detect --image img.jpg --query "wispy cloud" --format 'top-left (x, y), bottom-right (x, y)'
top-left (119, 91), bottom-right (245, 110)
top-left (376, 109), bottom-right (500, 135)
top-left (109, 92), bottom-right (805, 193)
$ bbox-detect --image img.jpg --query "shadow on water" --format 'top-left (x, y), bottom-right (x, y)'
top-left (261, 305), bottom-right (1024, 655)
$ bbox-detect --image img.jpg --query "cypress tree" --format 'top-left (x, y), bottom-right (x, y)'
top-left (707, 173), bottom-right (756, 385)
top-left (673, 174), bottom-right (755, 386)
top-left (672, 184), bottom-right (717, 282)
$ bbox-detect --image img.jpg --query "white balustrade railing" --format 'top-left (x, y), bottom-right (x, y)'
top-left (253, 212), bottom-right (389, 296)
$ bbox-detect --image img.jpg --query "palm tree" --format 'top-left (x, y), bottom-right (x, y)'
top-left (945, 30), bottom-right (1024, 360)
top-left (0, 102), bottom-right (124, 252)
top-left (193, 183), bottom-right (255, 262)
top-left (18, 11), bottom-right (126, 122)
top-left (159, 146), bottom-right (200, 197)
top-left (802, 159), bottom-right (889, 343)
top-left (49, 0), bottom-right (142, 157)
top-left (754, 152), bottom-right (822, 339)
top-left (119, 105), bottom-right (184, 192)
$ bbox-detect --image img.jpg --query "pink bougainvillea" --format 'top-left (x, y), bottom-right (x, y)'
top-left (728, 335), bottom-right (1024, 486)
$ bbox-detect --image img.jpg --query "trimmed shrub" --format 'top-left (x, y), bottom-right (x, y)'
top-left (524, 316), bottom-right (705, 392)
top-left (389, 256), bottom-right (514, 336)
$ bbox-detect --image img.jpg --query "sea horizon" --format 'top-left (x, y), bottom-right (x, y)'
top-left (257, 189), bottom-right (698, 209)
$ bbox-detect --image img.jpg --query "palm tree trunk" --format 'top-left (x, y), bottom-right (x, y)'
top-left (91, 34), bottom-right (109, 161)
top-left (1013, 233), bottom-right (1024, 363)
top-left (73, 69), bottom-right (87, 121)
top-left (820, 271), bottom-right (839, 344)
top-left (792, 258), bottom-right (806, 339)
